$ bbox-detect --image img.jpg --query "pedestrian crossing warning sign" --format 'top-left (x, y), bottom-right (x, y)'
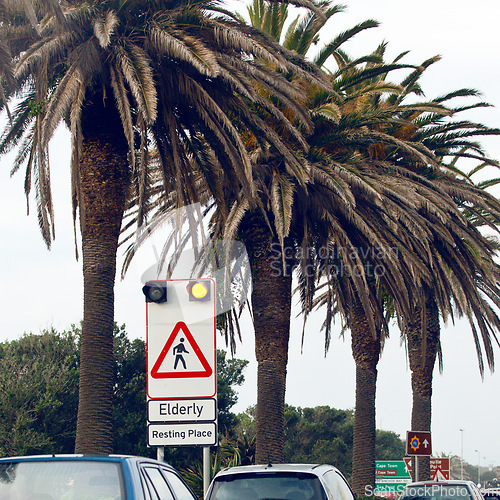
top-left (151, 321), bottom-right (213, 379)
top-left (146, 279), bottom-right (216, 400)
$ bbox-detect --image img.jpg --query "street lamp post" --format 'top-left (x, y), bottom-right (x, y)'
top-left (475, 450), bottom-right (480, 485)
top-left (460, 429), bottom-right (465, 480)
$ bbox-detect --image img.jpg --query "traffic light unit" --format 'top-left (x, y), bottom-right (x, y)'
top-left (142, 279), bottom-right (212, 303)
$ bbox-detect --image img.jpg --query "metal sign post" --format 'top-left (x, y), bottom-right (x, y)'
top-left (203, 446), bottom-right (211, 497)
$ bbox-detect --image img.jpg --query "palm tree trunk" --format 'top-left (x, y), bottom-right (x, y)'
top-left (245, 215), bottom-right (293, 464)
top-left (75, 94), bottom-right (129, 453)
top-left (407, 291), bottom-right (440, 481)
top-left (350, 296), bottom-right (381, 496)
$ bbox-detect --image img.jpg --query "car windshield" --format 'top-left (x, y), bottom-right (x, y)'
top-left (402, 484), bottom-right (472, 500)
top-left (209, 471), bottom-right (328, 500)
top-left (0, 460), bottom-right (124, 500)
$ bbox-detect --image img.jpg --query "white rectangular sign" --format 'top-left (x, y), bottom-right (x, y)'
top-left (148, 422), bottom-right (217, 446)
top-left (148, 398), bottom-right (216, 423)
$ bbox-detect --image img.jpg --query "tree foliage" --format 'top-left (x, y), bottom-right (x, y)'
top-left (284, 406), bottom-right (354, 474)
top-left (215, 350), bottom-right (249, 437)
top-left (232, 404), bottom-right (405, 482)
top-left (0, 330), bottom-right (79, 456)
top-left (283, 405), bottom-right (404, 480)
top-left (0, 326), bottom-right (248, 466)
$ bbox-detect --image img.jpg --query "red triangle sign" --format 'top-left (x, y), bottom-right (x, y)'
top-left (432, 466), bottom-right (446, 481)
top-left (151, 321), bottom-right (213, 379)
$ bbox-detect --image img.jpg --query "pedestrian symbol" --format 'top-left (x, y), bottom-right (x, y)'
top-left (150, 321), bottom-right (213, 379)
top-left (173, 338), bottom-right (189, 369)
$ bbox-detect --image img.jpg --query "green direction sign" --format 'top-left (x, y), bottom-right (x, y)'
top-left (375, 460), bottom-right (411, 479)
top-left (375, 460), bottom-right (411, 495)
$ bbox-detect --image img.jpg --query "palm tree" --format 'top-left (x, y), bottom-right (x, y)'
top-left (402, 152), bottom-right (500, 480)
top-left (383, 78), bottom-right (500, 480)
top-left (403, 213), bottom-right (500, 479)
top-left (310, 43), bottom-right (500, 489)
top-left (301, 46), bottom-right (434, 493)
top-left (124, 1), bottom-right (500, 471)
top-left (379, 84), bottom-right (500, 484)
top-left (224, 1), bottom-right (395, 464)
top-left (0, 0), bottom-right (325, 453)
top-left (253, 21), bottom-right (500, 484)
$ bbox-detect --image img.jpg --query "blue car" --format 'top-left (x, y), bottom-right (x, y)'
top-left (0, 454), bottom-right (198, 500)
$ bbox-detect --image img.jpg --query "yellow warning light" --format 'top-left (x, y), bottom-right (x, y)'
top-left (187, 280), bottom-right (211, 301)
top-left (192, 282), bottom-right (208, 299)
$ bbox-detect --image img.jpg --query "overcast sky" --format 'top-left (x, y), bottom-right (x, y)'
top-left (1, 0), bottom-right (499, 472)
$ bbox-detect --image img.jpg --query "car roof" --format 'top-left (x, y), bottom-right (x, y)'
top-left (404, 480), bottom-right (477, 487)
top-left (0, 454), bottom-right (132, 462)
top-left (0, 454), bottom-right (174, 469)
top-left (214, 463), bottom-right (336, 477)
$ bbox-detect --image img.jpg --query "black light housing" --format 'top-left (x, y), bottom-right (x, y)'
top-left (142, 281), bottom-right (168, 303)
top-left (186, 280), bottom-right (211, 302)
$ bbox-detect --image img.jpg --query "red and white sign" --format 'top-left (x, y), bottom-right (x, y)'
top-left (146, 279), bottom-right (216, 400)
top-left (404, 457), bottom-right (450, 481)
top-left (431, 458), bottom-right (450, 480)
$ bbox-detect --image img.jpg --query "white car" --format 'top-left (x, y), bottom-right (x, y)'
top-left (399, 480), bottom-right (484, 500)
top-left (204, 463), bottom-right (355, 500)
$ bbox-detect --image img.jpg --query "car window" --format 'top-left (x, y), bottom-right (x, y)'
top-left (322, 471), bottom-right (355, 500)
top-left (142, 467), bottom-right (175, 500)
top-left (0, 460), bottom-right (124, 500)
top-left (484, 494), bottom-right (500, 500)
top-left (161, 469), bottom-right (196, 500)
top-left (209, 472), bottom-right (328, 500)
